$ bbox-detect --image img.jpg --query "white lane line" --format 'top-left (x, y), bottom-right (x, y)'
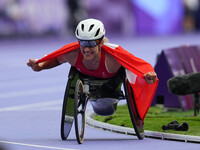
top-left (0, 100), bottom-right (62, 112)
top-left (28, 106), bottom-right (61, 111)
top-left (0, 140), bottom-right (77, 150)
top-left (0, 86), bottom-right (64, 99)
top-left (0, 76), bottom-right (65, 89)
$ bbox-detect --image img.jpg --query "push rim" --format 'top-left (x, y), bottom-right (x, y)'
top-left (74, 79), bottom-right (86, 144)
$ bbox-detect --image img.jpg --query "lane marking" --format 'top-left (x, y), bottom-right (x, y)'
top-left (0, 140), bottom-right (77, 150)
top-left (0, 100), bottom-right (62, 112)
top-left (0, 76), bottom-right (65, 89)
top-left (0, 86), bottom-right (64, 99)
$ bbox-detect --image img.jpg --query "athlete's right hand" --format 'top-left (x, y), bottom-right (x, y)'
top-left (27, 59), bottom-right (43, 71)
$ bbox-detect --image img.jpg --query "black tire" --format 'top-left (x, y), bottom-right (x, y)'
top-left (60, 78), bottom-right (74, 140)
top-left (74, 79), bottom-right (86, 144)
top-left (124, 78), bottom-right (144, 140)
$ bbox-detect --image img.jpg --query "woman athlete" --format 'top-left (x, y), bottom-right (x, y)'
top-left (27, 18), bottom-right (157, 84)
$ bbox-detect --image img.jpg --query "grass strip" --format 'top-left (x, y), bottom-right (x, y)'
top-left (94, 105), bottom-right (200, 136)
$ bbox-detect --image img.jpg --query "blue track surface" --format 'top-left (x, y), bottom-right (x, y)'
top-left (0, 35), bottom-right (200, 149)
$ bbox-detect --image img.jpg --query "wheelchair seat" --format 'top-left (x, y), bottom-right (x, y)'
top-left (78, 67), bottom-right (126, 116)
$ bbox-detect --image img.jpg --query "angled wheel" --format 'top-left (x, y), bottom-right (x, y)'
top-left (124, 78), bottom-right (144, 140)
top-left (60, 67), bottom-right (79, 140)
top-left (74, 79), bottom-right (86, 144)
top-left (60, 77), bottom-right (75, 140)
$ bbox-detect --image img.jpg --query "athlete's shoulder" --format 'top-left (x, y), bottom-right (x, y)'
top-left (57, 49), bottom-right (79, 65)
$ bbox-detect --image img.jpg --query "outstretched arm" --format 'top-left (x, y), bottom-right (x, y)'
top-left (27, 50), bottom-right (79, 72)
top-left (27, 58), bottom-right (60, 72)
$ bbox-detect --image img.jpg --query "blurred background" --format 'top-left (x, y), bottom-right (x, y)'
top-left (0, 0), bottom-right (200, 38)
top-left (1, 0), bottom-right (200, 113)
top-left (1, 1), bottom-right (200, 149)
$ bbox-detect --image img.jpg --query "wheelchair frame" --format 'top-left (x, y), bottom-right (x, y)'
top-left (60, 66), bottom-right (144, 144)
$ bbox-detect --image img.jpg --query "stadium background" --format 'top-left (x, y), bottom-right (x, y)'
top-left (0, 0), bottom-right (199, 38)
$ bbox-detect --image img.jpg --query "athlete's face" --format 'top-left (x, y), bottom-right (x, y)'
top-left (80, 45), bottom-right (99, 60)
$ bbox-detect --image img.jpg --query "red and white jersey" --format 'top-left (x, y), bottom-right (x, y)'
top-left (74, 49), bottom-right (116, 79)
top-left (36, 42), bottom-right (159, 121)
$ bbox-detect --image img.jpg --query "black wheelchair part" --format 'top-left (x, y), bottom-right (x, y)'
top-left (124, 78), bottom-right (144, 139)
top-left (60, 66), bottom-right (144, 144)
top-left (60, 67), bottom-right (78, 140)
top-left (74, 79), bottom-right (86, 144)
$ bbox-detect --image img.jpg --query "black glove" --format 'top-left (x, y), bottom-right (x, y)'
top-left (175, 122), bottom-right (189, 131)
top-left (162, 121), bottom-right (189, 131)
top-left (162, 120), bottom-right (179, 130)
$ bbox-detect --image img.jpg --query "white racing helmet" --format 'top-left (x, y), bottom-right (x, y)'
top-left (75, 18), bottom-right (105, 40)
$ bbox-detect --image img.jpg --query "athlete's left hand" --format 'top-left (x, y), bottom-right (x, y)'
top-left (144, 72), bottom-right (157, 84)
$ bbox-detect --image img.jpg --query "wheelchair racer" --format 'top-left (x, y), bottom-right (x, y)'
top-left (27, 18), bottom-right (157, 84)
top-left (27, 18), bottom-right (158, 121)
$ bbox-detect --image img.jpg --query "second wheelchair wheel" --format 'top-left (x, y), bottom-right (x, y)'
top-left (124, 78), bottom-right (144, 140)
top-left (74, 79), bottom-right (86, 144)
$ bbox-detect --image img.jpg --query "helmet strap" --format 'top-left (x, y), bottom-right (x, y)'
top-left (98, 45), bottom-right (101, 51)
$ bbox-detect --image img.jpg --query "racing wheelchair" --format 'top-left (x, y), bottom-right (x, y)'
top-left (60, 66), bottom-right (144, 144)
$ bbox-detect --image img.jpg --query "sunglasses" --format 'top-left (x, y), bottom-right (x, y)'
top-left (78, 39), bottom-right (102, 48)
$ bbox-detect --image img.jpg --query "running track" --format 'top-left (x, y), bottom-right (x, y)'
top-left (0, 35), bottom-right (200, 150)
